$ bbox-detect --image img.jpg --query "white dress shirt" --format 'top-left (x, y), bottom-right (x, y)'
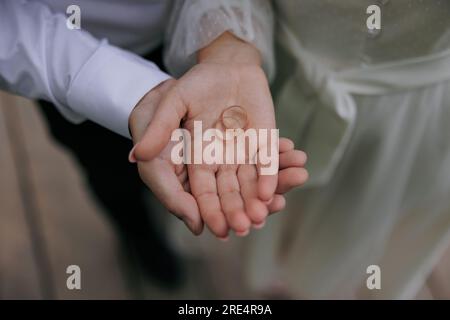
top-left (0, 0), bottom-right (172, 138)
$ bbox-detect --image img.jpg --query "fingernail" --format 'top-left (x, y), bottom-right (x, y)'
top-left (253, 221), bottom-right (266, 229)
top-left (235, 229), bottom-right (249, 237)
top-left (264, 197), bottom-right (274, 205)
top-left (218, 236), bottom-right (229, 242)
top-left (128, 144), bottom-right (138, 163)
top-left (182, 218), bottom-right (198, 235)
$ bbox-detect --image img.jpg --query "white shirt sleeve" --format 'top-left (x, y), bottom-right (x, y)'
top-left (0, 0), bottom-right (171, 138)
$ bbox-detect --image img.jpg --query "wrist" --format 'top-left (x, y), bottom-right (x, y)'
top-left (129, 79), bottom-right (176, 141)
top-left (197, 32), bottom-right (261, 66)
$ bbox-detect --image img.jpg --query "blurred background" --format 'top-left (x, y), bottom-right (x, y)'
top-left (1, 91), bottom-right (450, 299)
top-left (0, 91), bottom-right (215, 299)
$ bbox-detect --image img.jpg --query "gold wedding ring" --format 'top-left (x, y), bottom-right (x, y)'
top-left (214, 106), bottom-right (248, 140)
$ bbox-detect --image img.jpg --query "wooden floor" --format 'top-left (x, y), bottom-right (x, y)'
top-left (1, 91), bottom-right (450, 299)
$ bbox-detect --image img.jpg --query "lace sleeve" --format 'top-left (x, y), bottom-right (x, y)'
top-left (164, 0), bottom-right (275, 81)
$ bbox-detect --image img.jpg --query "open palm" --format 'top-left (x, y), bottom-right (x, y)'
top-left (134, 62), bottom-right (279, 238)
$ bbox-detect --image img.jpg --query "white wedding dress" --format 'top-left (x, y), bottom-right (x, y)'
top-left (164, 0), bottom-right (450, 299)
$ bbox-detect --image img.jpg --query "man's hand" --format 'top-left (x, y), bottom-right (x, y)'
top-left (129, 79), bottom-right (203, 235)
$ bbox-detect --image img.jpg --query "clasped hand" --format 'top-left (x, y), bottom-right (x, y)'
top-left (128, 33), bottom-right (308, 240)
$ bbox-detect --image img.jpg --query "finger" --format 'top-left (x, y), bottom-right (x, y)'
top-left (279, 150), bottom-right (307, 170)
top-left (139, 160), bottom-right (203, 235)
top-left (251, 194), bottom-right (286, 229)
top-left (240, 78), bottom-right (278, 202)
top-left (279, 137), bottom-right (295, 153)
top-left (267, 194), bottom-right (286, 214)
top-left (257, 134), bottom-right (279, 201)
top-left (178, 166), bottom-right (191, 192)
top-left (276, 167), bottom-right (309, 194)
top-left (257, 172), bottom-right (278, 201)
top-left (238, 164), bottom-right (269, 224)
top-left (188, 165), bottom-right (229, 238)
top-left (134, 87), bottom-right (187, 161)
top-left (217, 165), bottom-right (251, 236)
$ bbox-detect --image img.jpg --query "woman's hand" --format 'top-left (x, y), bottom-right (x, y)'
top-left (129, 32), bottom-right (308, 239)
top-left (129, 82), bottom-right (308, 238)
top-left (131, 32), bottom-right (278, 238)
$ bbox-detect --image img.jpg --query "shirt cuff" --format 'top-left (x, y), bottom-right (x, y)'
top-left (67, 41), bottom-right (171, 138)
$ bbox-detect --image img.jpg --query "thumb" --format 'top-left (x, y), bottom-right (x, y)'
top-left (133, 88), bottom-right (187, 161)
top-left (139, 159), bottom-right (203, 235)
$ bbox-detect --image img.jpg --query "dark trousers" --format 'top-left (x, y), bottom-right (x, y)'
top-left (37, 47), bottom-right (182, 288)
